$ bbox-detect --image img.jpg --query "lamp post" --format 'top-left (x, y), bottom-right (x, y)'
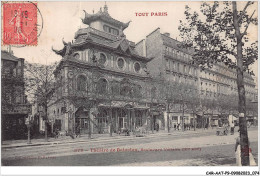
top-left (26, 115), bottom-right (32, 144)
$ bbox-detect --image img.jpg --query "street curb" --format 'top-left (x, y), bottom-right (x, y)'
top-left (2, 130), bottom-right (215, 149)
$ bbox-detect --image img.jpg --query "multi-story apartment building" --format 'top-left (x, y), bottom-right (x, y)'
top-left (136, 28), bottom-right (257, 128)
top-left (50, 5), bottom-right (164, 135)
top-left (136, 28), bottom-right (199, 128)
top-left (1, 50), bottom-right (31, 140)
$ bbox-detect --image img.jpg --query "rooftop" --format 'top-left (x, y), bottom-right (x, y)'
top-left (160, 33), bottom-right (194, 55)
top-left (81, 4), bottom-right (131, 30)
top-left (1, 50), bottom-right (23, 62)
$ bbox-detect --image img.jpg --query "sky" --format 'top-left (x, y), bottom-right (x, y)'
top-left (1, 1), bottom-right (258, 81)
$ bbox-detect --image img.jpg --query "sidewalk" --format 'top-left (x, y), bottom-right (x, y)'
top-left (1, 128), bottom-right (218, 149)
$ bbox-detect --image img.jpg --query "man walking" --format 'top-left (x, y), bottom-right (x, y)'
top-left (230, 121), bottom-right (235, 135)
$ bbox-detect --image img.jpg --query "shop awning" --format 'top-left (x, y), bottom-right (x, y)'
top-left (98, 101), bottom-right (149, 110)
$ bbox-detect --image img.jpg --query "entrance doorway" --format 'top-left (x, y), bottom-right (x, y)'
top-left (75, 107), bottom-right (89, 134)
top-left (118, 109), bottom-right (127, 131)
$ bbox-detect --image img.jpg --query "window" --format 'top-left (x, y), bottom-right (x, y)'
top-left (77, 75), bottom-right (86, 91)
top-left (120, 85), bottom-right (132, 97)
top-left (3, 60), bottom-right (16, 77)
top-left (172, 61), bottom-right (175, 70)
top-left (177, 63), bottom-right (180, 72)
top-left (134, 62), bottom-right (141, 73)
top-left (111, 82), bottom-right (120, 95)
top-left (133, 85), bottom-right (142, 98)
top-left (103, 25), bottom-right (110, 33)
top-left (97, 78), bottom-right (108, 94)
top-left (73, 53), bottom-right (80, 60)
top-left (111, 28), bottom-right (119, 35)
top-left (165, 59), bottom-right (169, 70)
top-left (183, 65), bottom-right (186, 73)
top-left (117, 57), bottom-right (125, 70)
top-left (99, 53), bottom-right (107, 66)
top-left (103, 25), bottom-right (119, 35)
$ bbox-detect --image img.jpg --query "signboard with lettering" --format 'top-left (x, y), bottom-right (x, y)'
top-left (3, 104), bottom-right (32, 114)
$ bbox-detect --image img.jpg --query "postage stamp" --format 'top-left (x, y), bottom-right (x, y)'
top-left (2, 2), bottom-right (38, 46)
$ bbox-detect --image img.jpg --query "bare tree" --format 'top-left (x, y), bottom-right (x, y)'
top-left (24, 61), bottom-right (58, 141)
top-left (179, 2), bottom-right (257, 165)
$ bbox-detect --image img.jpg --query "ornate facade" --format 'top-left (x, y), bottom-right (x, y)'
top-left (50, 5), bottom-right (164, 134)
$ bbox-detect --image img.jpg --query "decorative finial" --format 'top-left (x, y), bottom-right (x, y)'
top-left (104, 2), bottom-right (108, 13)
top-left (92, 9), bottom-right (94, 14)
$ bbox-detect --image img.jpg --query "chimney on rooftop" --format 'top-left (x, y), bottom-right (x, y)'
top-left (7, 45), bottom-right (13, 55)
top-left (164, 32), bottom-right (170, 37)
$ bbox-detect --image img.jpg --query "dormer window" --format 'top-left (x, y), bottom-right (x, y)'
top-left (103, 25), bottom-right (119, 35)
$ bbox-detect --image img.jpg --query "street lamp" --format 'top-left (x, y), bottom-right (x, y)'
top-left (26, 115), bottom-right (33, 144)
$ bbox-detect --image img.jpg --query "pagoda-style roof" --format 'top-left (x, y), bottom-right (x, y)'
top-left (52, 27), bottom-right (152, 62)
top-left (81, 5), bottom-right (131, 30)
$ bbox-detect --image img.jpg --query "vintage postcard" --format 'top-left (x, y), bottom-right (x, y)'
top-left (1, 1), bottom-right (259, 175)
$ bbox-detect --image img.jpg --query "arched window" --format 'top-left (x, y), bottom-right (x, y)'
top-left (133, 85), bottom-right (142, 98)
top-left (97, 78), bottom-right (108, 94)
top-left (111, 82), bottom-right (120, 96)
top-left (77, 75), bottom-right (86, 91)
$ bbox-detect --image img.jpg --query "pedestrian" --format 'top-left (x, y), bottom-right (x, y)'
top-left (75, 125), bottom-right (80, 138)
top-left (230, 121), bottom-right (235, 135)
top-left (155, 123), bottom-right (159, 132)
top-left (54, 127), bottom-right (59, 139)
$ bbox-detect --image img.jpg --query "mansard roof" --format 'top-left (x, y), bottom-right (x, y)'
top-left (81, 6), bottom-right (131, 30)
top-left (161, 33), bottom-right (194, 55)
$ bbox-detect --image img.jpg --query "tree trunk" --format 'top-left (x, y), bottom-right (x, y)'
top-left (182, 101), bottom-right (185, 132)
top-left (193, 112), bottom-right (196, 131)
top-left (151, 114), bottom-right (154, 133)
top-left (232, 1), bottom-right (249, 166)
top-left (109, 108), bottom-right (113, 137)
top-left (45, 121), bottom-right (48, 141)
top-left (88, 111), bottom-right (91, 139)
top-left (45, 105), bottom-right (48, 142)
top-left (167, 103), bottom-right (170, 133)
top-left (27, 125), bottom-right (31, 144)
